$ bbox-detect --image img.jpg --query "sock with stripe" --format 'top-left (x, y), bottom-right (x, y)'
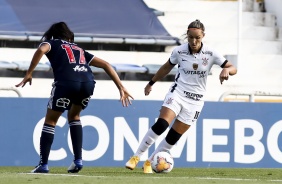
top-left (39, 124), bottom-right (55, 165)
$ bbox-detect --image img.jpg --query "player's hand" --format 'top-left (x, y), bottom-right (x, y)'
top-left (219, 68), bottom-right (229, 84)
top-left (144, 83), bottom-right (152, 96)
top-left (15, 74), bottom-right (33, 87)
top-left (119, 87), bottom-right (133, 107)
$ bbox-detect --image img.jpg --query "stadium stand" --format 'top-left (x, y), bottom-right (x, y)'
top-left (1, 0), bottom-right (282, 102)
top-left (111, 64), bottom-right (147, 80)
top-left (0, 0), bottom-right (179, 50)
top-left (142, 0), bottom-right (282, 102)
top-left (143, 64), bottom-right (178, 75)
top-left (0, 61), bottom-right (17, 70)
top-left (11, 61), bottom-right (51, 71)
top-left (0, 0), bottom-right (180, 80)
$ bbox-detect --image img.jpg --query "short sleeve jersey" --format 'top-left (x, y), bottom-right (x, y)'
top-left (42, 39), bottom-right (95, 82)
top-left (169, 43), bottom-right (227, 102)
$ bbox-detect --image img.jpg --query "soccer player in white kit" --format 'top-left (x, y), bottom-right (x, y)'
top-left (125, 19), bottom-right (237, 173)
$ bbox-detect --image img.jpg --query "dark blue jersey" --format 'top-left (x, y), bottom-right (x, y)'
top-left (42, 39), bottom-right (95, 82)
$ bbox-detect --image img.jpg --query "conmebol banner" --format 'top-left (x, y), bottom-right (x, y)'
top-left (0, 98), bottom-right (282, 168)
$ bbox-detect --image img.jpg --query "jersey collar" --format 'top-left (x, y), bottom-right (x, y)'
top-left (188, 42), bottom-right (203, 55)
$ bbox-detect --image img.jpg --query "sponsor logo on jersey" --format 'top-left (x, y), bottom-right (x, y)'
top-left (202, 51), bottom-right (213, 56)
top-left (182, 70), bottom-right (206, 78)
top-left (183, 91), bottom-right (203, 101)
top-left (178, 50), bottom-right (189, 55)
top-left (73, 65), bottom-right (88, 72)
top-left (182, 70), bottom-right (206, 75)
top-left (193, 63), bottom-right (198, 70)
top-left (202, 57), bottom-right (209, 66)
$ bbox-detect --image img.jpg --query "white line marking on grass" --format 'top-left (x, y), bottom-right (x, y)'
top-left (195, 177), bottom-right (257, 181)
top-left (21, 173), bottom-right (105, 178)
top-left (195, 177), bottom-right (282, 182)
top-left (19, 173), bottom-right (282, 182)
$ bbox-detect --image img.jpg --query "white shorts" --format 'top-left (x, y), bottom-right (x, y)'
top-left (162, 91), bottom-right (204, 126)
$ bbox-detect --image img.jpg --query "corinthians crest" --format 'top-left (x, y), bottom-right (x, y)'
top-left (202, 57), bottom-right (209, 66)
top-left (192, 63), bottom-right (198, 70)
top-left (166, 97), bottom-right (173, 104)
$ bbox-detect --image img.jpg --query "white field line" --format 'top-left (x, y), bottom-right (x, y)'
top-left (23, 173), bottom-right (104, 177)
top-left (19, 173), bottom-right (282, 182)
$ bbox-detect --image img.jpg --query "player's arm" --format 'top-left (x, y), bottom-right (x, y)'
top-left (219, 60), bottom-right (237, 84)
top-left (151, 59), bottom-right (175, 83)
top-left (89, 57), bottom-right (133, 106)
top-left (15, 43), bottom-right (50, 87)
top-left (144, 59), bottom-right (175, 95)
top-left (27, 43), bottom-right (50, 75)
top-left (89, 57), bottom-right (122, 89)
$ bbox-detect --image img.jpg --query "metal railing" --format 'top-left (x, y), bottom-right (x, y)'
top-left (219, 91), bottom-right (282, 102)
top-left (0, 87), bottom-right (22, 97)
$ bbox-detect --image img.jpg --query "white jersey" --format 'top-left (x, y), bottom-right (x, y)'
top-left (169, 43), bottom-right (227, 104)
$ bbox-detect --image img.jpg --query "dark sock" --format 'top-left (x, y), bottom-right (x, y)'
top-left (151, 118), bottom-right (169, 135)
top-left (40, 124), bottom-right (55, 165)
top-left (69, 120), bottom-right (83, 160)
top-left (165, 128), bottom-right (182, 145)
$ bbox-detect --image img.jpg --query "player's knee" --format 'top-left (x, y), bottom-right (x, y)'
top-left (165, 128), bottom-right (182, 145)
top-left (67, 112), bottom-right (80, 122)
top-left (151, 118), bottom-right (169, 135)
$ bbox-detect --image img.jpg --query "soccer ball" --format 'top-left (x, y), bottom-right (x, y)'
top-left (151, 151), bottom-right (174, 173)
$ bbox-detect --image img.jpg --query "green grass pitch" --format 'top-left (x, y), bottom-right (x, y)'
top-left (1, 167), bottom-right (282, 184)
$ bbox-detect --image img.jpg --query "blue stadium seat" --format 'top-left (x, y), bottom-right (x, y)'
top-left (0, 61), bottom-right (18, 70)
top-left (142, 64), bottom-right (178, 75)
top-left (12, 61), bottom-right (51, 71)
top-left (111, 64), bottom-right (147, 79)
top-left (112, 64), bottom-right (147, 73)
top-left (89, 66), bottom-right (105, 73)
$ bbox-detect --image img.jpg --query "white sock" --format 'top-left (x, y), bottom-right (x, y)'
top-left (134, 128), bottom-right (159, 157)
top-left (148, 139), bottom-right (173, 161)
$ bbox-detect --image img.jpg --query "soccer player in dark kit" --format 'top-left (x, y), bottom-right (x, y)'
top-left (16, 22), bottom-right (133, 173)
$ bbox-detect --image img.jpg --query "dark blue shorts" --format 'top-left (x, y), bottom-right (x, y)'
top-left (47, 81), bottom-right (95, 112)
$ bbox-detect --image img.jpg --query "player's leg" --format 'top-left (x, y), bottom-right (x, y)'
top-left (144, 120), bottom-right (187, 174)
top-left (143, 101), bottom-right (203, 174)
top-left (67, 81), bottom-right (94, 173)
top-left (67, 104), bottom-right (84, 173)
top-left (32, 108), bottom-right (62, 173)
top-left (125, 106), bottom-right (176, 171)
top-left (148, 119), bottom-right (190, 161)
top-left (152, 100), bottom-right (203, 157)
top-left (32, 81), bottom-right (72, 173)
top-left (126, 92), bottom-right (179, 171)
top-left (133, 107), bottom-right (175, 158)
top-left (141, 120), bottom-right (190, 174)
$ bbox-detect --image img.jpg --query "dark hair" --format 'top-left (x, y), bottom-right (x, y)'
top-left (182, 19), bottom-right (205, 41)
top-left (187, 19), bottom-right (205, 32)
top-left (41, 22), bottom-right (74, 42)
